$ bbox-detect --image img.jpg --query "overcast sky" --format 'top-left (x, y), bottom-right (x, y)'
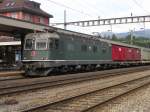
top-left (33, 0), bottom-right (150, 34)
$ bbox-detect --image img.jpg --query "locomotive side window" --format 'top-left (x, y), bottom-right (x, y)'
top-left (55, 39), bottom-right (59, 49)
top-left (67, 44), bottom-right (74, 51)
top-left (102, 48), bottom-right (107, 53)
top-left (49, 39), bottom-right (59, 49)
top-left (25, 39), bottom-right (34, 50)
top-left (101, 43), bottom-right (107, 53)
top-left (81, 45), bottom-right (87, 52)
top-left (93, 46), bottom-right (97, 53)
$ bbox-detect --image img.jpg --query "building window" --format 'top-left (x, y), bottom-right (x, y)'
top-left (40, 17), bottom-right (44, 24)
top-left (24, 14), bottom-right (32, 21)
top-left (44, 18), bottom-right (49, 25)
top-left (6, 2), bottom-right (15, 7)
top-left (30, 15), bottom-right (33, 22)
top-left (6, 3), bottom-right (10, 7)
top-left (11, 2), bottom-right (15, 6)
top-left (34, 3), bottom-right (39, 8)
top-left (11, 12), bottom-right (17, 18)
top-left (37, 17), bottom-right (40, 23)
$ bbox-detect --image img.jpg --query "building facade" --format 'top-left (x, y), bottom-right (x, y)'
top-left (0, 0), bottom-right (53, 25)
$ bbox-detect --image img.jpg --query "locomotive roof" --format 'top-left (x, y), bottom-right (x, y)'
top-left (56, 30), bottom-right (150, 51)
top-left (47, 26), bottom-right (150, 51)
top-left (57, 31), bottom-right (142, 49)
top-left (25, 32), bottom-right (59, 39)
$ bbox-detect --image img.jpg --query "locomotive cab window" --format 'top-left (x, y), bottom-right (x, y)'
top-left (36, 39), bottom-right (47, 50)
top-left (25, 39), bottom-right (35, 50)
top-left (49, 38), bottom-right (59, 49)
top-left (36, 42), bottom-right (47, 50)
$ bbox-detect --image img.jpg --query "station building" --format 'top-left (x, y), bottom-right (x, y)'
top-left (0, 0), bottom-right (53, 69)
top-left (0, 0), bottom-right (53, 25)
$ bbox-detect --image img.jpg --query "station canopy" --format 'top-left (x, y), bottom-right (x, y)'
top-left (0, 41), bottom-right (21, 46)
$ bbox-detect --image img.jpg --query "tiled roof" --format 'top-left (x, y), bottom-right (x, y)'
top-left (0, 0), bottom-right (53, 18)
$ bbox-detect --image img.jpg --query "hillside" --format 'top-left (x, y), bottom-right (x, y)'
top-left (116, 29), bottom-right (150, 38)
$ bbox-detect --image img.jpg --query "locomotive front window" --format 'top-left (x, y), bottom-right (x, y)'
top-left (36, 41), bottom-right (47, 50)
top-left (25, 39), bottom-right (35, 50)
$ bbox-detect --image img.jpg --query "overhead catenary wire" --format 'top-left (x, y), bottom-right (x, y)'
top-left (44, 0), bottom-right (148, 33)
top-left (46, 0), bottom-right (95, 17)
top-left (74, 0), bottom-right (106, 17)
top-left (131, 0), bottom-right (150, 14)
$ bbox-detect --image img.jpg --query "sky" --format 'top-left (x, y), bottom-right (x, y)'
top-left (33, 0), bottom-right (150, 34)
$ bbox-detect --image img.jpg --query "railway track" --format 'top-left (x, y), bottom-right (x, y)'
top-left (0, 71), bottom-right (25, 81)
top-left (27, 75), bottom-right (150, 112)
top-left (0, 66), bottom-right (150, 112)
top-left (0, 71), bottom-right (24, 77)
top-left (0, 66), bottom-right (150, 96)
top-left (90, 81), bottom-right (150, 112)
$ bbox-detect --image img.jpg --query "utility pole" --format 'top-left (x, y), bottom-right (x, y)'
top-left (143, 22), bottom-right (145, 36)
top-left (64, 10), bottom-right (67, 30)
top-left (110, 24), bottom-right (112, 37)
top-left (130, 30), bottom-right (133, 45)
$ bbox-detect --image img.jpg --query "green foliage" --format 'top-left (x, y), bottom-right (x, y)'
top-left (112, 34), bottom-right (118, 41)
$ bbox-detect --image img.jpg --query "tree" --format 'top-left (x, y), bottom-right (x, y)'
top-left (112, 34), bottom-right (118, 41)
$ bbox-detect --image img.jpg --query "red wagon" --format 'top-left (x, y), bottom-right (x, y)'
top-left (132, 48), bottom-right (141, 60)
top-left (112, 44), bottom-right (141, 61)
top-left (112, 44), bottom-right (126, 61)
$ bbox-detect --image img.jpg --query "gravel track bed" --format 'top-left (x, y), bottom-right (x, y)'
top-left (0, 66), bottom-right (149, 90)
top-left (0, 67), bottom-right (147, 96)
top-left (28, 74), bottom-right (150, 112)
top-left (0, 71), bottom-right (24, 81)
top-left (0, 70), bottom-right (150, 112)
top-left (87, 83), bottom-right (150, 112)
top-left (0, 76), bottom-right (25, 81)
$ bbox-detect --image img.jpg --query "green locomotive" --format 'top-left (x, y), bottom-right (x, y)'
top-left (23, 32), bottom-right (113, 76)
